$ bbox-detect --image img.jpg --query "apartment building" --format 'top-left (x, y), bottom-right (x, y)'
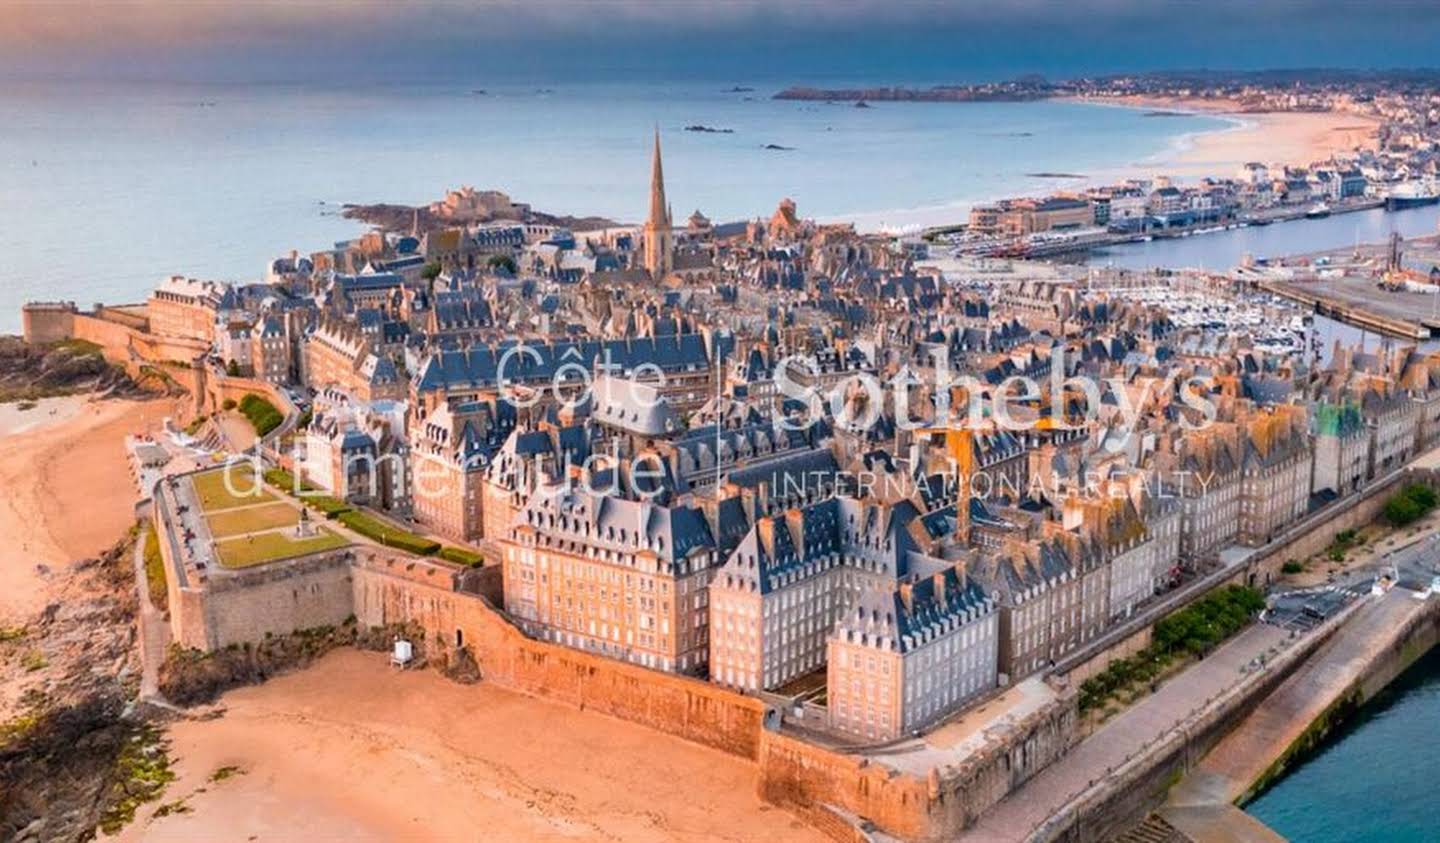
top-left (147, 275), bottom-right (231, 343)
top-left (410, 399), bottom-right (514, 542)
top-left (503, 488), bottom-right (719, 674)
top-left (971, 529), bottom-right (1107, 680)
top-left (827, 567), bottom-right (997, 742)
top-left (708, 497), bottom-right (907, 692)
top-left (1312, 401), bottom-right (1367, 497)
top-left (1237, 406), bottom-right (1312, 546)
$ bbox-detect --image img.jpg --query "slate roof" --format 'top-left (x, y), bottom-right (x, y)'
top-left (834, 567), bottom-right (993, 654)
top-left (412, 334), bottom-right (719, 393)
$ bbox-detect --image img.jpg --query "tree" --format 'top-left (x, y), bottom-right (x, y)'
top-left (225, 359), bottom-right (240, 377)
top-left (421, 260), bottom-right (442, 282)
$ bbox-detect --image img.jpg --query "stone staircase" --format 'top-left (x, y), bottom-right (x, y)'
top-left (1111, 814), bottom-right (1185, 843)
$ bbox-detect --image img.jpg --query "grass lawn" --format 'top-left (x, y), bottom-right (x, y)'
top-left (213, 527), bottom-right (349, 568)
top-left (192, 466), bottom-right (275, 511)
top-left (206, 502), bottom-right (305, 538)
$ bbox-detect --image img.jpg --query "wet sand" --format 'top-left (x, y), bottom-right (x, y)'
top-left (0, 395), bottom-right (175, 622)
top-left (126, 649), bottom-right (823, 842)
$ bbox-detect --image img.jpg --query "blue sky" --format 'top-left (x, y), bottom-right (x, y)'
top-left (3, 1), bottom-right (1437, 83)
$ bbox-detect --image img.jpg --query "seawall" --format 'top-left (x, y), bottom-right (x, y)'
top-left (1171, 587), bottom-right (1440, 811)
top-left (347, 549), bottom-right (1082, 842)
top-left (1027, 601), bottom-right (1357, 843)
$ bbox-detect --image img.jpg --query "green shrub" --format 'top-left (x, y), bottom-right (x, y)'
top-left (1281, 560), bottom-right (1304, 575)
top-left (263, 467), bottom-right (304, 493)
top-left (1384, 483), bottom-right (1438, 527)
top-left (237, 394), bottom-right (284, 437)
top-left (337, 511), bottom-right (439, 556)
top-left (264, 468), bottom-right (352, 517)
top-left (222, 398), bottom-right (237, 411)
top-left (307, 496), bottom-right (352, 517)
top-left (438, 546), bottom-right (484, 566)
top-left (1082, 585), bottom-right (1265, 712)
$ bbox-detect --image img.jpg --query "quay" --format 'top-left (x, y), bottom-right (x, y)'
top-left (1253, 278), bottom-right (1437, 340)
top-left (1159, 585), bottom-right (1440, 841)
top-left (1244, 231), bottom-right (1440, 342)
top-left (929, 197), bottom-right (1389, 261)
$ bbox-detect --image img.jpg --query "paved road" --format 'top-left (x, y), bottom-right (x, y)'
top-left (960, 622), bottom-right (1291, 842)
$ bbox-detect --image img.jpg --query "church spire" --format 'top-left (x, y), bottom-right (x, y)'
top-left (649, 125), bottom-right (669, 227)
top-left (643, 126), bottom-right (674, 278)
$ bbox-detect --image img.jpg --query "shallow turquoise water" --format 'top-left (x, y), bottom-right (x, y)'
top-left (1246, 644), bottom-right (1440, 842)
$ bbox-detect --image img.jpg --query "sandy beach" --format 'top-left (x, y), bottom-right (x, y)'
top-left (1078, 94), bottom-right (1382, 179)
top-left (0, 395), bottom-right (176, 623)
top-left (124, 649), bottom-right (824, 842)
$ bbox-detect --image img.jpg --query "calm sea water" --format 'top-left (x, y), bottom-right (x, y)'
top-left (0, 80), bottom-right (1226, 333)
top-left (1090, 203), bottom-right (1440, 271)
top-left (1246, 645), bottom-right (1440, 842)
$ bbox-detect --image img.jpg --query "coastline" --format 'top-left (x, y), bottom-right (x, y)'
top-left (1071, 94), bottom-right (1381, 179)
top-left (835, 96), bottom-right (1381, 233)
top-left (0, 395), bottom-right (175, 622)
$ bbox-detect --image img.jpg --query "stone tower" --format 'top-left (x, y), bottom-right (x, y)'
top-left (643, 127), bottom-right (674, 278)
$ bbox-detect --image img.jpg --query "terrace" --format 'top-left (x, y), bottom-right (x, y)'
top-left (179, 465), bottom-right (350, 570)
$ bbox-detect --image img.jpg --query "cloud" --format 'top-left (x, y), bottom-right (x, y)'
top-left (1, 0), bottom-right (1435, 82)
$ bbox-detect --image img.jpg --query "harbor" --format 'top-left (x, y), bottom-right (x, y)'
top-left (1090, 201), bottom-right (1440, 273)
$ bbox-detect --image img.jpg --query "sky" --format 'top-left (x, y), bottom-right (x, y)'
top-left (3, 0), bottom-right (1439, 84)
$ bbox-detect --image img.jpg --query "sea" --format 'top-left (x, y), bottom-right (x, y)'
top-left (1246, 644), bottom-right (1440, 842)
top-left (0, 79), bottom-right (1231, 333)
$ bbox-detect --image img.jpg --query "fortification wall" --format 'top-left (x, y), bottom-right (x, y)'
top-left (758, 732), bottom-right (935, 841)
top-left (20, 301), bottom-right (207, 380)
top-left (20, 303), bottom-right (76, 345)
top-left (197, 551), bottom-right (355, 650)
top-left (165, 547), bottom-right (354, 652)
top-left (94, 305), bottom-right (149, 331)
top-left (350, 552), bottom-right (770, 761)
top-left (70, 312), bottom-right (140, 365)
top-left (202, 373), bottom-right (288, 415)
top-left (1245, 467), bottom-right (1438, 584)
top-left (1037, 602), bottom-right (1355, 843)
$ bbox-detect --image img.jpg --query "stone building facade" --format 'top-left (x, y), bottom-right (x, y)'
top-left (502, 487), bottom-right (719, 675)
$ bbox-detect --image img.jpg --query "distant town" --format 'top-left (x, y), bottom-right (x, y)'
top-left (12, 68), bottom-right (1440, 843)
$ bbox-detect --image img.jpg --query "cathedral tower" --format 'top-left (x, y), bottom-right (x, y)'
top-left (642, 127), bottom-right (674, 278)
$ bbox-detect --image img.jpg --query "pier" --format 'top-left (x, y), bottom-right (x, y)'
top-left (1255, 278), bottom-right (1438, 340)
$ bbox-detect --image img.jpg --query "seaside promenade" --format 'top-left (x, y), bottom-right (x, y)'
top-left (956, 622), bottom-right (1293, 842)
top-left (1165, 588), bottom-right (1438, 810)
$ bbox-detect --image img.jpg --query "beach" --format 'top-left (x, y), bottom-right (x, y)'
top-left (123, 648), bottom-right (823, 842)
top-left (1077, 94), bottom-right (1382, 179)
top-left (0, 394), bottom-right (176, 623)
